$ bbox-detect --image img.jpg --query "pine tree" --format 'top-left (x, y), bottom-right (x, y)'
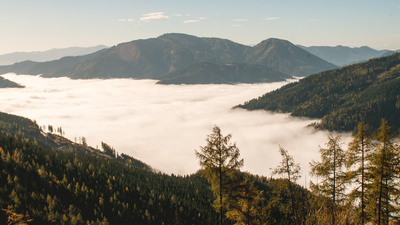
top-left (195, 125), bottom-right (244, 225)
top-left (272, 146), bottom-right (301, 224)
top-left (310, 134), bottom-right (347, 225)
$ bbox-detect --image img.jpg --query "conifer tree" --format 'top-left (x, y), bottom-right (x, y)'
top-left (310, 134), bottom-right (347, 225)
top-left (195, 125), bottom-right (244, 225)
top-left (225, 174), bottom-right (263, 225)
top-left (272, 146), bottom-right (301, 224)
top-left (346, 122), bottom-right (373, 225)
top-left (365, 119), bottom-right (399, 225)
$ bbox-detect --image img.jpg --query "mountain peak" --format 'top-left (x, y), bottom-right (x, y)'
top-left (0, 33), bottom-right (337, 79)
top-left (255, 38), bottom-right (292, 48)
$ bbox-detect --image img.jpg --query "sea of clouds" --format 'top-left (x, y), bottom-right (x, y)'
top-left (0, 73), bottom-right (352, 185)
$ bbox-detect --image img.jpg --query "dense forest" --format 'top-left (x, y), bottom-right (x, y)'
top-left (237, 52), bottom-right (400, 131)
top-left (0, 111), bottom-right (310, 224)
top-left (1, 111), bottom-right (400, 224)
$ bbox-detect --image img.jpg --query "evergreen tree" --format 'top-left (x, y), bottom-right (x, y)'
top-left (310, 135), bottom-right (347, 225)
top-left (272, 146), bottom-right (301, 224)
top-left (195, 125), bottom-right (244, 225)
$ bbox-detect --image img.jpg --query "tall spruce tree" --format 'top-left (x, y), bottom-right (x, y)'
top-left (365, 119), bottom-right (400, 225)
top-left (310, 135), bottom-right (347, 225)
top-left (272, 146), bottom-right (301, 224)
top-left (195, 125), bottom-right (244, 225)
top-left (346, 122), bottom-right (373, 225)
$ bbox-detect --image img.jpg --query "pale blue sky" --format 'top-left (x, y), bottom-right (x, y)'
top-left (1, 0), bottom-right (399, 54)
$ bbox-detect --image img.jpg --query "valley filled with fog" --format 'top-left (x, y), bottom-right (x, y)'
top-left (0, 73), bottom-right (351, 183)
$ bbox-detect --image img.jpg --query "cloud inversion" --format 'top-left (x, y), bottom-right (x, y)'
top-left (0, 74), bottom-right (352, 182)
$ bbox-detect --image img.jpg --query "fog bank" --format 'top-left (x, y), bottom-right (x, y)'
top-left (0, 74), bottom-right (351, 182)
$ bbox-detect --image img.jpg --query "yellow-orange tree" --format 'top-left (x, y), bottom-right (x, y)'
top-left (195, 125), bottom-right (244, 225)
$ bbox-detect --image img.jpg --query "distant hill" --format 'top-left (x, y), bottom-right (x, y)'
top-left (298, 45), bottom-right (392, 67)
top-left (237, 52), bottom-right (400, 131)
top-left (157, 62), bottom-right (292, 84)
top-left (0, 45), bottom-right (108, 66)
top-left (0, 111), bottom-right (151, 170)
top-left (0, 33), bottom-right (337, 81)
top-left (0, 76), bottom-right (23, 88)
top-left (248, 38), bottom-right (337, 77)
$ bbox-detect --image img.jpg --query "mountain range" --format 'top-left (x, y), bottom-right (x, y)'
top-left (0, 45), bottom-right (107, 66)
top-left (0, 33), bottom-right (337, 84)
top-left (237, 52), bottom-right (400, 131)
top-left (298, 45), bottom-right (394, 67)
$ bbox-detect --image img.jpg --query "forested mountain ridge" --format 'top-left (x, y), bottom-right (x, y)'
top-left (156, 62), bottom-right (292, 84)
top-left (0, 111), bottom-right (151, 170)
top-left (299, 45), bottom-right (393, 67)
top-left (0, 33), bottom-right (337, 81)
top-left (0, 111), bottom-right (310, 224)
top-left (237, 52), bottom-right (400, 131)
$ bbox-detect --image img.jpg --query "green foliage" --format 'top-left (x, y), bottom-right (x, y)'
top-left (0, 131), bottom-right (220, 225)
top-left (238, 52), bottom-right (400, 131)
top-left (0, 113), bottom-right (312, 225)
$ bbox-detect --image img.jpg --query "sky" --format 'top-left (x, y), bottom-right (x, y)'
top-left (1, 0), bottom-right (399, 55)
top-left (0, 74), bottom-right (352, 182)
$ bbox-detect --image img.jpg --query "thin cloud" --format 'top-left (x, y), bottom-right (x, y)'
top-left (140, 12), bottom-right (169, 22)
top-left (183, 17), bottom-right (207, 24)
top-left (118, 18), bottom-right (135, 22)
top-left (265, 17), bottom-right (280, 20)
top-left (232, 24), bottom-right (243, 27)
top-left (184, 20), bottom-right (200, 24)
top-left (233, 19), bottom-right (249, 22)
top-left (174, 14), bottom-right (191, 17)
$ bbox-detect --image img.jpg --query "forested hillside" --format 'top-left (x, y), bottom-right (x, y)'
top-left (0, 112), bottom-right (309, 224)
top-left (237, 52), bottom-right (400, 131)
top-left (1, 112), bottom-right (400, 224)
